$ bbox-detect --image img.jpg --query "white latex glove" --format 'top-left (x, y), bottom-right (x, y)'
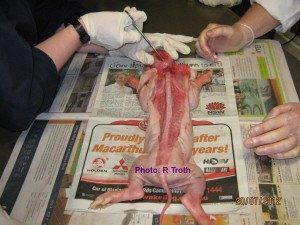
top-left (244, 103), bottom-right (300, 159)
top-left (80, 7), bottom-right (147, 50)
top-left (109, 33), bottom-right (193, 65)
top-left (195, 23), bottom-right (254, 61)
top-left (198, 0), bottom-right (241, 7)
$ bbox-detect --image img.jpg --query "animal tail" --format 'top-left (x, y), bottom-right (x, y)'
top-left (159, 170), bottom-right (172, 225)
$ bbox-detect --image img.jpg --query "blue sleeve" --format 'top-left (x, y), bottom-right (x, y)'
top-left (0, 9), bottom-right (59, 131)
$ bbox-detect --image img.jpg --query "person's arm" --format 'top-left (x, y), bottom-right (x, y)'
top-left (195, 3), bottom-right (280, 61)
top-left (35, 21), bottom-right (109, 71)
top-left (35, 24), bottom-right (82, 71)
top-left (238, 3), bottom-right (280, 38)
top-left (53, 24), bottom-right (109, 59)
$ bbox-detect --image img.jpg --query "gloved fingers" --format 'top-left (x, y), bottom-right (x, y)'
top-left (123, 30), bottom-right (142, 43)
top-left (155, 38), bottom-right (180, 60)
top-left (124, 6), bottom-right (135, 12)
top-left (165, 45), bottom-right (180, 60)
top-left (123, 6), bottom-right (147, 31)
top-left (162, 33), bottom-right (194, 43)
top-left (163, 36), bottom-right (191, 55)
top-left (206, 25), bottom-right (232, 39)
top-left (199, 0), bottom-right (216, 7)
top-left (134, 51), bottom-right (155, 65)
top-left (147, 34), bottom-right (190, 57)
top-left (195, 30), bottom-right (218, 61)
top-left (268, 145), bottom-right (300, 159)
top-left (199, 0), bottom-right (241, 7)
top-left (123, 6), bottom-right (147, 23)
top-left (144, 33), bottom-right (191, 59)
top-left (196, 45), bottom-right (217, 61)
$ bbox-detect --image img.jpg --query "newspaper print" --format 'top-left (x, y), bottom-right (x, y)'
top-left (220, 40), bottom-right (299, 119)
top-left (239, 122), bottom-right (300, 225)
top-left (66, 117), bottom-right (249, 215)
top-left (91, 56), bottom-right (237, 119)
top-left (0, 120), bottom-right (87, 225)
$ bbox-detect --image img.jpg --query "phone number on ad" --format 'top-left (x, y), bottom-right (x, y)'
top-left (236, 196), bottom-right (282, 205)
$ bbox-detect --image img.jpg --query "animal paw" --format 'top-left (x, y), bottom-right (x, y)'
top-left (89, 196), bottom-right (112, 209)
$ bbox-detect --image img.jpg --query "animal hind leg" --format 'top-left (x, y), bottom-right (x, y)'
top-left (90, 174), bottom-right (145, 209)
top-left (181, 177), bottom-right (214, 225)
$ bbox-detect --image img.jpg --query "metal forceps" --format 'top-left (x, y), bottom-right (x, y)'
top-left (125, 10), bottom-right (164, 61)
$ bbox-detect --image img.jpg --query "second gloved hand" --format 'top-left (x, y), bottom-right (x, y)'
top-left (109, 33), bottom-right (193, 65)
top-left (80, 7), bottom-right (147, 50)
top-left (195, 23), bottom-right (254, 61)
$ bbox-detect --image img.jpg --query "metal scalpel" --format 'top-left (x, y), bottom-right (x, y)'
top-left (125, 10), bottom-right (164, 61)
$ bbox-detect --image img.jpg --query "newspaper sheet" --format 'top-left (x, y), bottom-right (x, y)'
top-left (0, 39), bottom-right (299, 225)
top-left (91, 56), bottom-right (237, 118)
top-left (219, 39), bottom-right (299, 121)
top-left (51, 211), bottom-right (241, 225)
top-left (65, 39), bottom-right (299, 223)
top-left (37, 53), bottom-right (106, 120)
top-left (64, 54), bottom-right (250, 215)
top-left (238, 122), bottom-right (300, 225)
top-left (0, 120), bottom-right (87, 225)
top-left (66, 117), bottom-right (249, 215)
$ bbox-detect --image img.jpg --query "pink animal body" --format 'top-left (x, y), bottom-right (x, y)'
top-left (91, 51), bottom-right (213, 225)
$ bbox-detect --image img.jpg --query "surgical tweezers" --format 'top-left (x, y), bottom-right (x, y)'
top-left (125, 10), bottom-right (164, 61)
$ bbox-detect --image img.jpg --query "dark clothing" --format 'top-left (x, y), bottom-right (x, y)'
top-left (0, 0), bottom-right (84, 131)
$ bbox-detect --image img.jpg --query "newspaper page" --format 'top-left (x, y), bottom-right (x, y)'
top-left (50, 211), bottom-right (240, 225)
top-left (91, 56), bottom-right (237, 118)
top-left (0, 120), bottom-right (87, 225)
top-left (47, 120), bottom-right (242, 225)
top-left (91, 57), bottom-right (145, 118)
top-left (66, 115), bottom-right (249, 215)
top-left (66, 55), bottom-right (249, 214)
top-left (218, 39), bottom-right (300, 225)
top-left (238, 122), bottom-right (300, 225)
top-left (219, 39), bottom-right (299, 120)
top-left (179, 57), bottom-right (238, 117)
top-left (49, 128), bottom-right (242, 225)
top-left (37, 53), bottom-right (106, 120)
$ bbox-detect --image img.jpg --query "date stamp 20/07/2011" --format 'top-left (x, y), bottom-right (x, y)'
top-left (236, 196), bottom-right (282, 205)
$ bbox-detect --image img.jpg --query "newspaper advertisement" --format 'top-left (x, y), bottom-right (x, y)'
top-left (0, 120), bottom-right (87, 225)
top-left (91, 56), bottom-right (237, 119)
top-left (219, 40), bottom-right (299, 119)
top-left (47, 120), bottom-right (243, 225)
top-left (37, 53), bottom-right (106, 121)
top-left (66, 116), bottom-right (249, 215)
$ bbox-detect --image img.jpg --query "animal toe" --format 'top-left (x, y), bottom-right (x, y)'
top-left (89, 196), bottom-right (112, 209)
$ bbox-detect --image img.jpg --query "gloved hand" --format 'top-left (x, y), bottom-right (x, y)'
top-left (109, 33), bottom-right (193, 65)
top-left (195, 23), bottom-right (254, 61)
top-left (80, 7), bottom-right (147, 50)
top-left (244, 103), bottom-right (300, 159)
top-left (198, 0), bottom-right (241, 7)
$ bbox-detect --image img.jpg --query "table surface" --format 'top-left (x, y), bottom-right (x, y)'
top-left (81, 0), bottom-right (239, 36)
top-left (1, 0), bottom-right (299, 178)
